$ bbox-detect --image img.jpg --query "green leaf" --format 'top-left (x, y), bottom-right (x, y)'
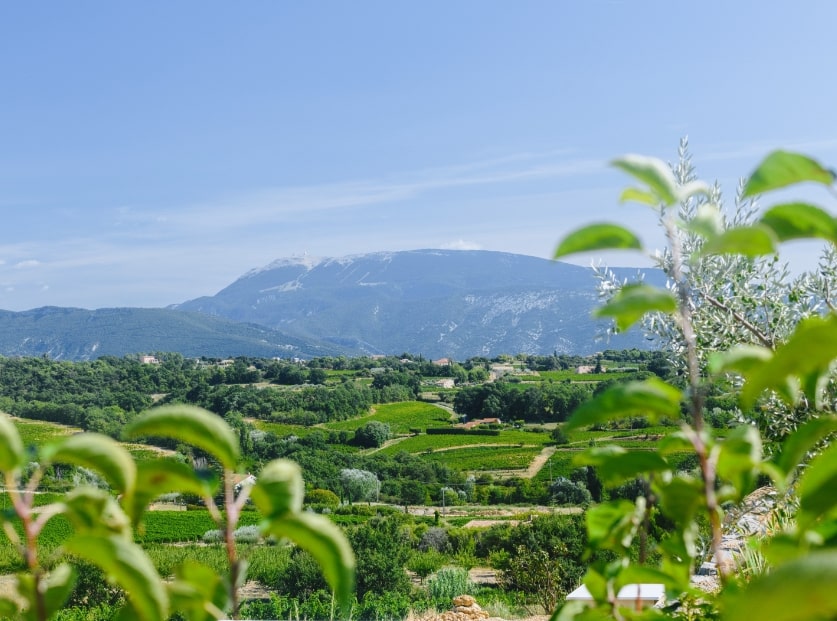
top-left (251, 459), bottom-right (304, 519)
top-left (699, 224), bottom-right (778, 257)
top-left (797, 441), bottom-right (837, 529)
top-left (656, 431), bottom-right (693, 455)
top-left (262, 512), bottom-right (355, 617)
top-left (722, 550), bottom-right (837, 621)
top-left (0, 412), bottom-right (24, 472)
top-left (65, 534), bottom-right (168, 621)
top-left (594, 284), bottom-right (677, 332)
top-left (575, 446), bottom-right (670, 486)
top-left (743, 150), bottom-right (836, 197)
top-left (761, 202), bottom-right (837, 244)
top-left (43, 433), bottom-right (136, 498)
top-left (63, 487), bottom-right (132, 538)
top-left (615, 565), bottom-right (684, 593)
top-left (550, 599), bottom-right (610, 621)
top-left (612, 155), bottom-right (679, 206)
top-left (0, 597), bottom-right (17, 619)
top-left (742, 315), bottom-right (837, 409)
top-left (42, 564), bottom-right (77, 620)
top-left (619, 187), bottom-right (660, 207)
top-left (685, 203), bottom-right (724, 238)
top-left (124, 405), bottom-right (239, 470)
top-left (128, 460), bottom-right (218, 525)
top-left (708, 345), bottom-right (773, 376)
top-left (658, 526), bottom-right (699, 587)
top-left (167, 560), bottom-right (228, 621)
top-left (553, 223), bottom-right (643, 259)
top-left (654, 475), bottom-right (704, 526)
top-left (716, 425), bottom-right (762, 501)
top-left (777, 415), bottom-right (837, 477)
top-left (585, 499), bottom-right (643, 553)
top-left (565, 378), bottom-right (682, 430)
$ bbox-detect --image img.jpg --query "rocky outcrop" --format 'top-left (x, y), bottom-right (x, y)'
top-left (432, 595), bottom-right (490, 621)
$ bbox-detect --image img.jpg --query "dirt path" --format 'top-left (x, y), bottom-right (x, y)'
top-left (524, 446), bottom-right (557, 478)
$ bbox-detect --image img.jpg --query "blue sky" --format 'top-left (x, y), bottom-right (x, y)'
top-left (2, 2), bottom-right (837, 310)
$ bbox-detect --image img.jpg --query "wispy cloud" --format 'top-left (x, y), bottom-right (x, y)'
top-left (151, 152), bottom-right (609, 235)
top-left (440, 239), bottom-right (483, 251)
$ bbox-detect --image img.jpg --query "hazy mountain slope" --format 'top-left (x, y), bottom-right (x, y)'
top-left (0, 307), bottom-right (345, 360)
top-left (176, 249), bottom-right (660, 357)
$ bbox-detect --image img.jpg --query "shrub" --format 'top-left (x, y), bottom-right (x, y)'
top-left (304, 487), bottom-right (340, 509)
top-left (354, 421), bottom-right (391, 448)
top-left (418, 526), bottom-right (450, 553)
top-left (549, 477), bottom-right (592, 506)
top-left (428, 567), bottom-right (474, 608)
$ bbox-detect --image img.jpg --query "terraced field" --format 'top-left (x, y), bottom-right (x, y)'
top-left (322, 401), bottom-right (453, 434)
top-left (377, 427), bottom-right (550, 456)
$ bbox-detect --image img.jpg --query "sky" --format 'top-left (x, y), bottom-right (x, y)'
top-left (2, 2), bottom-right (837, 311)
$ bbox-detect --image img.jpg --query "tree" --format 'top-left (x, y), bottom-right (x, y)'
top-left (406, 551), bottom-right (445, 584)
top-left (549, 477), bottom-right (591, 506)
top-left (353, 421), bottom-right (391, 448)
top-left (348, 515), bottom-right (412, 598)
top-left (500, 545), bottom-right (563, 613)
top-left (339, 468), bottom-right (380, 504)
top-left (594, 138), bottom-right (822, 440)
top-left (553, 146), bottom-right (837, 619)
top-left (399, 479), bottom-right (427, 510)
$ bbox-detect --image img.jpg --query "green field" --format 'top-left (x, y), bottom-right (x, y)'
top-left (421, 445), bottom-right (543, 471)
top-left (536, 370), bottom-right (638, 382)
top-left (249, 419), bottom-right (320, 438)
top-left (13, 417), bottom-right (78, 446)
top-left (322, 401), bottom-right (453, 434)
top-left (377, 427), bottom-right (550, 456)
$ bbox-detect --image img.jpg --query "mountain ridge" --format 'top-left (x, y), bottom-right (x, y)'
top-left (0, 250), bottom-right (661, 361)
top-left (174, 249), bottom-right (661, 358)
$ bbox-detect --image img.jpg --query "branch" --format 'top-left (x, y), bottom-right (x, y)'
top-left (700, 291), bottom-right (775, 349)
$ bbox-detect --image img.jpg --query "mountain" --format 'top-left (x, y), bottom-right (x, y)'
top-left (0, 307), bottom-right (344, 360)
top-left (174, 249), bottom-right (662, 357)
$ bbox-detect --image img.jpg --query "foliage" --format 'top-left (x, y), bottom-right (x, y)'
top-left (406, 550), bottom-right (446, 583)
top-left (0, 405), bottom-right (355, 621)
top-left (347, 515), bottom-right (412, 599)
top-left (427, 567), bottom-right (473, 609)
top-left (549, 477), bottom-right (592, 506)
top-left (322, 401), bottom-right (451, 434)
top-left (353, 421), bottom-right (391, 448)
top-left (339, 468), bottom-right (380, 504)
top-left (500, 545), bottom-right (563, 613)
top-left (551, 146), bottom-right (837, 620)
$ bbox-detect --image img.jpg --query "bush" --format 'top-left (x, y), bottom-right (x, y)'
top-left (418, 526), bottom-right (450, 553)
top-left (304, 487), bottom-right (340, 509)
top-left (549, 477), bottom-right (592, 506)
top-left (232, 525), bottom-right (261, 543)
top-left (406, 550), bottom-right (446, 584)
top-left (428, 567), bottom-right (474, 608)
top-left (354, 421), bottom-right (391, 448)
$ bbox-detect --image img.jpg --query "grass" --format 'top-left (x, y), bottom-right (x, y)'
top-left (536, 370), bottom-right (638, 382)
top-left (136, 510), bottom-right (262, 544)
top-left (249, 419), bottom-right (319, 438)
top-left (322, 401), bottom-right (452, 434)
top-left (377, 428), bottom-right (550, 456)
top-left (13, 417), bottom-right (79, 447)
top-left (421, 445), bottom-right (543, 471)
